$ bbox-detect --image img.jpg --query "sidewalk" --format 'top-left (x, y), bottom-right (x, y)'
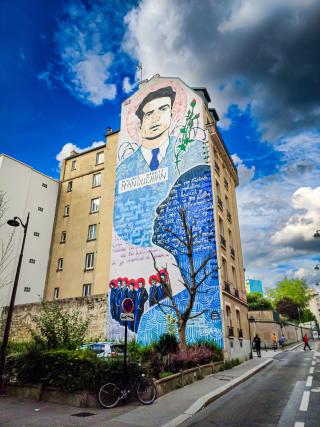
top-left (0, 356), bottom-right (273, 427)
top-left (252, 341), bottom-right (303, 359)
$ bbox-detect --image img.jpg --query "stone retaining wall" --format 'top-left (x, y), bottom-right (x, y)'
top-left (0, 294), bottom-right (108, 342)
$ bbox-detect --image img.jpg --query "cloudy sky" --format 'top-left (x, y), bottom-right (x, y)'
top-left (1, 0), bottom-right (320, 289)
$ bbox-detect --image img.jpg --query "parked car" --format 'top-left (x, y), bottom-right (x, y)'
top-left (80, 342), bottom-right (125, 358)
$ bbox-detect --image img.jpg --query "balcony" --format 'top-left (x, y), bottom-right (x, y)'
top-left (224, 281), bottom-right (231, 293)
top-left (234, 288), bottom-right (239, 299)
top-left (230, 247), bottom-right (235, 259)
top-left (224, 177), bottom-right (229, 190)
top-left (214, 161), bottom-right (220, 176)
top-left (238, 328), bottom-right (243, 338)
top-left (217, 197), bottom-right (223, 211)
top-left (227, 210), bottom-right (232, 223)
top-left (228, 326), bottom-right (234, 337)
top-left (220, 235), bottom-right (226, 250)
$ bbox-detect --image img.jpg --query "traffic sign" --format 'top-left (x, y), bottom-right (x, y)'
top-left (122, 298), bottom-right (134, 313)
top-left (120, 312), bottom-right (134, 321)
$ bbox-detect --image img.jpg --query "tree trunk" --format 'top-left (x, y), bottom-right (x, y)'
top-left (178, 323), bottom-right (187, 350)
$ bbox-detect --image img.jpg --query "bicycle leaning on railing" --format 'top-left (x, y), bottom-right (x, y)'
top-left (97, 369), bottom-right (157, 409)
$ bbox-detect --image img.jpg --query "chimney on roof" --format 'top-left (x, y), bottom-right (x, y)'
top-left (70, 150), bottom-right (78, 156)
top-left (106, 127), bottom-right (113, 135)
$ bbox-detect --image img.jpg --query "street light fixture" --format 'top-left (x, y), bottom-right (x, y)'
top-left (0, 213), bottom-right (29, 395)
top-left (314, 230), bottom-right (320, 239)
top-left (315, 264), bottom-right (320, 271)
top-left (248, 315), bottom-right (255, 359)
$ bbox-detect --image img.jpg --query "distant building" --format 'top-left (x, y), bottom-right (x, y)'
top-left (308, 289), bottom-right (320, 325)
top-left (0, 154), bottom-right (58, 309)
top-left (246, 278), bottom-right (264, 295)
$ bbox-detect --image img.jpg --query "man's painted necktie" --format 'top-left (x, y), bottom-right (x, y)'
top-left (150, 148), bottom-right (160, 171)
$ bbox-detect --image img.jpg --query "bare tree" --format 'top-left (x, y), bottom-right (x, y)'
top-left (0, 191), bottom-right (15, 291)
top-left (150, 207), bottom-right (217, 350)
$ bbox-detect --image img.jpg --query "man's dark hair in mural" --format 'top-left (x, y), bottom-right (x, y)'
top-left (135, 86), bottom-right (176, 123)
top-left (149, 164), bottom-right (219, 350)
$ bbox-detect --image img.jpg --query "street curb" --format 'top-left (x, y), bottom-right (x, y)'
top-left (162, 359), bottom-right (273, 427)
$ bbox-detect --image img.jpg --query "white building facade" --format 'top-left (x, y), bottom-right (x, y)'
top-left (0, 154), bottom-right (58, 310)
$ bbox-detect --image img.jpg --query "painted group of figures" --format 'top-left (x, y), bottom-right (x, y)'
top-left (109, 270), bottom-right (171, 333)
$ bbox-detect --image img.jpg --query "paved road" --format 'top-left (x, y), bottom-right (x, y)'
top-left (185, 342), bottom-right (320, 427)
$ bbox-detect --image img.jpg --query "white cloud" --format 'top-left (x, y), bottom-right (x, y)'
top-left (122, 76), bottom-right (136, 94)
top-left (271, 187), bottom-right (320, 249)
top-left (56, 141), bottom-right (105, 169)
top-left (71, 53), bottom-right (116, 105)
top-left (231, 153), bottom-right (255, 185)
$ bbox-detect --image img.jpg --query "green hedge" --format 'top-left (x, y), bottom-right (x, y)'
top-left (6, 347), bottom-right (140, 392)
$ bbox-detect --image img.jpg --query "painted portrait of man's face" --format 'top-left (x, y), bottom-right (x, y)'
top-left (139, 96), bottom-right (172, 141)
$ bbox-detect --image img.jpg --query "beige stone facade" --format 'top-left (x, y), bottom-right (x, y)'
top-left (45, 132), bottom-right (118, 300)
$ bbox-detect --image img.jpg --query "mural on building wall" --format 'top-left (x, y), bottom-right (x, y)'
top-left (107, 77), bottom-right (223, 347)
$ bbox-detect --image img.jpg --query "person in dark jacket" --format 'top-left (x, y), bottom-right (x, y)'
top-left (253, 334), bottom-right (261, 357)
top-left (149, 275), bottom-right (158, 307)
top-left (109, 280), bottom-right (118, 320)
top-left (126, 279), bottom-right (136, 332)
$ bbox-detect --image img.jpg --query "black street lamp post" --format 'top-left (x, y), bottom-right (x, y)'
top-left (248, 315), bottom-right (255, 359)
top-left (0, 213), bottom-right (29, 395)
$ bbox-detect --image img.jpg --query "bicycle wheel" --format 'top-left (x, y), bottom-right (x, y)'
top-left (98, 382), bottom-right (121, 408)
top-left (136, 378), bottom-right (157, 405)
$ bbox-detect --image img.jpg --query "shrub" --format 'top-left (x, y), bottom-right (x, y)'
top-left (30, 300), bottom-right (90, 350)
top-left (6, 347), bottom-right (140, 392)
top-left (224, 358), bottom-right (240, 370)
top-left (171, 346), bottom-right (214, 371)
top-left (159, 371), bottom-right (174, 379)
top-left (155, 333), bottom-right (179, 355)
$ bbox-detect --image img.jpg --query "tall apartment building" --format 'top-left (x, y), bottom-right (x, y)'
top-left (45, 136), bottom-right (118, 300)
top-left (0, 154), bottom-right (58, 310)
top-left (45, 75), bottom-right (248, 360)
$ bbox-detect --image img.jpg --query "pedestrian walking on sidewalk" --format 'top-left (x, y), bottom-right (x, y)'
top-left (303, 334), bottom-right (311, 351)
top-left (272, 333), bottom-right (278, 351)
top-left (279, 335), bottom-right (286, 349)
top-left (253, 334), bottom-right (261, 357)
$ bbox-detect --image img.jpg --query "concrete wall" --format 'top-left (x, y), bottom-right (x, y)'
top-left (248, 310), bottom-right (313, 347)
top-left (0, 294), bottom-right (107, 342)
top-left (0, 155), bottom-right (58, 308)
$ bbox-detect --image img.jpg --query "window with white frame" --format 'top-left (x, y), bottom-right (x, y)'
top-left (60, 231), bottom-right (66, 243)
top-left (87, 224), bottom-right (97, 241)
top-left (83, 283), bottom-right (92, 297)
top-left (24, 286), bottom-right (31, 292)
top-left (85, 253), bottom-right (94, 270)
top-left (90, 198), bottom-right (100, 213)
top-left (38, 206), bottom-right (44, 212)
top-left (29, 258), bottom-right (35, 264)
top-left (92, 172), bottom-right (101, 187)
top-left (96, 151), bottom-right (104, 165)
top-left (34, 232), bottom-right (40, 237)
top-left (57, 258), bottom-right (63, 271)
top-left (64, 205), bottom-right (70, 216)
top-left (53, 287), bottom-right (59, 300)
top-left (67, 181), bottom-right (72, 192)
top-left (42, 182), bottom-right (47, 188)
top-left (71, 160), bottom-right (77, 170)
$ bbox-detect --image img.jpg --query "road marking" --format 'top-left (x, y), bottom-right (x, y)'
top-left (294, 422), bottom-right (304, 427)
top-left (311, 387), bottom-right (320, 392)
top-left (312, 360), bottom-right (315, 366)
top-left (306, 376), bottom-right (313, 387)
top-left (299, 391), bottom-right (310, 411)
top-left (309, 367), bottom-right (314, 374)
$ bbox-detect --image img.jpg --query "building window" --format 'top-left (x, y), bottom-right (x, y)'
top-left (24, 286), bottom-right (31, 292)
top-left (87, 224), bottom-right (97, 241)
top-left (92, 172), bottom-right (101, 188)
top-left (90, 198), bottom-right (100, 213)
top-left (85, 253), bottom-right (94, 270)
top-left (232, 266), bottom-right (237, 287)
top-left (57, 258), bottom-right (63, 271)
top-left (224, 177), bottom-right (229, 190)
top-left (64, 205), bottom-right (70, 216)
top-left (29, 258), bottom-right (35, 264)
top-left (60, 231), bottom-right (66, 244)
top-left (96, 151), bottom-right (104, 165)
top-left (38, 206), bottom-right (44, 212)
top-left (67, 181), bottom-right (72, 192)
top-left (222, 257), bottom-right (228, 282)
top-left (71, 160), bottom-right (77, 170)
top-left (53, 287), bottom-right (59, 300)
top-left (34, 232), bottom-right (40, 237)
top-left (42, 183), bottom-right (47, 188)
top-left (83, 283), bottom-right (92, 297)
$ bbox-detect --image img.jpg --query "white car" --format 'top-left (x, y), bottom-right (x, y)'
top-left (80, 342), bottom-right (125, 358)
